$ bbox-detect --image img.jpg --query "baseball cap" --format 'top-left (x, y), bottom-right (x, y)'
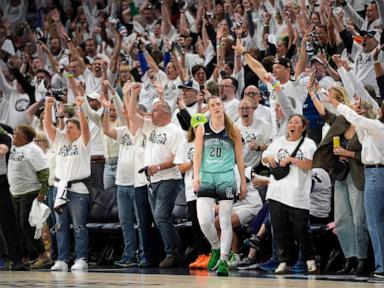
top-left (87, 92), bottom-right (100, 101)
top-left (190, 113), bottom-right (208, 128)
top-left (178, 80), bottom-right (200, 91)
top-left (360, 30), bottom-right (381, 43)
top-left (274, 57), bottom-right (292, 69)
top-left (310, 57), bottom-right (324, 66)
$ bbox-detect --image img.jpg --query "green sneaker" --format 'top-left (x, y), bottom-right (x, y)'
top-left (216, 259), bottom-right (229, 276)
top-left (207, 248), bottom-right (220, 271)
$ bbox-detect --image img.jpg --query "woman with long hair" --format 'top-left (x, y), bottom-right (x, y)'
top-left (310, 82), bottom-right (369, 275)
top-left (193, 96), bottom-right (247, 276)
top-left (326, 96), bottom-right (384, 279)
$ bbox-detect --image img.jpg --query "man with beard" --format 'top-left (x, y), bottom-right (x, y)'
top-left (219, 76), bottom-right (240, 122)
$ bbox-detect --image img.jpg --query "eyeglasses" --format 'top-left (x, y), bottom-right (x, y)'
top-left (245, 92), bottom-right (260, 97)
top-left (220, 84), bottom-right (234, 89)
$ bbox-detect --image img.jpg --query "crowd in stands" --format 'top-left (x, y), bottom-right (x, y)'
top-left (0, 0), bottom-right (384, 279)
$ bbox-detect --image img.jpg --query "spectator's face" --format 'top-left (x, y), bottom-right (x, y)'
top-left (215, 3), bottom-right (224, 17)
top-left (69, 61), bottom-right (80, 76)
top-left (153, 24), bottom-right (161, 37)
top-left (50, 38), bottom-right (61, 55)
top-left (85, 40), bottom-right (96, 55)
top-left (287, 115), bottom-right (306, 139)
top-left (143, 9), bottom-right (155, 24)
top-left (312, 61), bottom-right (326, 79)
top-left (276, 41), bottom-right (287, 58)
top-left (121, 0), bottom-right (130, 11)
top-left (32, 58), bottom-right (43, 72)
top-left (366, 4), bottom-right (378, 22)
top-left (272, 64), bottom-right (289, 81)
top-left (24, 41), bottom-right (34, 55)
top-left (316, 27), bottom-right (328, 45)
top-left (224, 63), bottom-right (233, 76)
top-left (88, 98), bottom-right (101, 110)
top-left (218, 21), bottom-right (229, 36)
top-left (181, 89), bottom-right (197, 106)
top-left (234, 4), bottom-right (244, 15)
top-left (119, 67), bottom-right (131, 82)
top-left (151, 103), bottom-right (168, 126)
top-left (244, 86), bottom-right (261, 106)
top-left (166, 62), bottom-right (177, 80)
top-left (193, 68), bottom-right (206, 85)
top-left (80, 13), bottom-right (87, 24)
top-left (13, 128), bottom-right (28, 147)
top-left (92, 59), bottom-right (103, 76)
top-left (238, 99), bottom-right (254, 121)
top-left (362, 35), bottom-right (378, 53)
top-left (66, 122), bottom-right (81, 141)
top-left (219, 79), bottom-right (235, 100)
top-left (110, 104), bottom-right (117, 122)
top-left (36, 72), bottom-right (47, 84)
top-left (310, 13), bottom-right (320, 26)
top-left (274, 103), bottom-right (284, 120)
top-left (148, 68), bottom-right (156, 80)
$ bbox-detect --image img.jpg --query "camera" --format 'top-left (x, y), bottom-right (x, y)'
top-left (34, 27), bottom-right (46, 43)
top-left (231, 19), bottom-right (243, 32)
top-left (46, 89), bottom-right (65, 101)
top-left (172, 41), bottom-right (185, 55)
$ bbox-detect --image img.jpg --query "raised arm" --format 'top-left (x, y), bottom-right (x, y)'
top-left (76, 96), bottom-right (91, 145)
top-left (100, 95), bottom-right (118, 140)
top-left (109, 27), bottom-right (122, 74)
top-left (43, 97), bottom-right (58, 142)
top-left (127, 82), bottom-right (145, 129)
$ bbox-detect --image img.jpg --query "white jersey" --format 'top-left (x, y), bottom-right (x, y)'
top-left (54, 131), bottom-right (91, 194)
top-left (7, 142), bottom-right (48, 196)
top-left (174, 140), bottom-right (196, 202)
top-left (262, 136), bottom-right (317, 210)
top-left (115, 127), bottom-right (135, 186)
top-left (142, 119), bottom-right (184, 183)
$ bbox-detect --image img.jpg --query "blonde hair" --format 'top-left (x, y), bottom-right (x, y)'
top-left (207, 96), bottom-right (237, 141)
top-left (331, 86), bottom-right (351, 106)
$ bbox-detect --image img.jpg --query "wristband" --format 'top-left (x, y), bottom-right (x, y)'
top-left (271, 80), bottom-right (280, 89)
top-left (157, 165), bottom-right (161, 172)
top-left (374, 59), bottom-right (380, 64)
top-left (216, 44), bottom-right (222, 48)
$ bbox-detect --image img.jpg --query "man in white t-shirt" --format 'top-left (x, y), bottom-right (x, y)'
top-left (128, 82), bottom-right (185, 269)
top-left (243, 85), bottom-right (272, 124)
top-left (219, 77), bottom-right (240, 122)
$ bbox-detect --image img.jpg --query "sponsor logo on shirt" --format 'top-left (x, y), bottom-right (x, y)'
top-left (9, 149), bottom-right (25, 162)
top-left (57, 144), bottom-right (79, 157)
top-left (121, 134), bottom-right (133, 146)
top-left (187, 147), bottom-right (194, 161)
top-left (15, 99), bottom-right (30, 112)
top-left (277, 148), bottom-right (304, 161)
top-left (149, 131), bottom-right (167, 145)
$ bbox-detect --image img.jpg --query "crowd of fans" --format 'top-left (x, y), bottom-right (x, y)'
top-left (0, 0), bottom-right (384, 279)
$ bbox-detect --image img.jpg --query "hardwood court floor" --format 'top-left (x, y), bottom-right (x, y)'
top-left (1, 268), bottom-right (384, 288)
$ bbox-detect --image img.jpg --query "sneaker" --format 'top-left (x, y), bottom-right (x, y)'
top-left (51, 261), bottom-right (68, 272)
top-left (159, 255), bottom-right (181, 268)
top-left (306, 260), bottom-right (317, 274)
top-left (374, 271), bottom-right (384, 279)
top-left (228, 252), bottom-right (241, 269)
top-left (236, 257), bottom-right (259, 270)
top-left (196, 255), bottom-right (209, 269)
top-left (30, 256), bottom-right (53, 269)
top-left (71, 258), bottom-right (88, 271)
top-left (189, 254), bottom-right (207, 269)
top-left (216, 259), bottom-right (229, 276)
top-left (290, 261), bottom-right (307, 273)
top-left (275, 262), bottom-right (289, 275)
top-left (138, 255), bottom-right (150, 268)
top-left (114, 259), bottom-right (138, 268)
top-left (7, 261), bottom-right (28, 271)
top-left (207, 248), bottom-right (220, 271)
top-left (259, 257), bottom-right (279, 271)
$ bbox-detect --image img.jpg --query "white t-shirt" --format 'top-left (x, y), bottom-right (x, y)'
top-left (7, 142), bottom-right (48, 196)
top-left (174, 139), bottom-right (196, 202)
top-left (262, 136), bottom-right (317, 210)
top-left (254, 104), bottom-right (272, 124)
top-left (115, 126), bottom-right (135, 186)
top-left (235, 118), bottom-right (272, 168)
top-left (142, 119), bottom-right (184, 183)
top-left (351, 44), bottom-right (384, 97)
top-left (223, 98), bottom-right (240, 123)
top-left (54, 131), bottom-right (91, 194)
top-left (162, 75), bottom-right (183, 113)
top-left (83, 68), bottom-right (114, 96)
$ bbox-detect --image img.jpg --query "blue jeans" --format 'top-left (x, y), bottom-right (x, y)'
top-left (104, 158), bottom-right (117, 190)
top-left (148, 179), bottom-right (182, 258)
top-left (117, 185), bottom-right (138, 262)
top-left (334, 173), bottom-right (368, 259)
top-left (46, 186), bottom-right (57, 259)
top-left (135, 185), bottom-right (161, 264)
top-left (364, 167), bottom-right (384, 272)
top-left (53, 188), bottom-right (89, 261)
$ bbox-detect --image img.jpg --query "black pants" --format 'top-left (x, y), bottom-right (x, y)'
top-left (12, 191), bottom-right (45, 258)
top-left (269, 200), bottom-right (315, 263)
top-left (187, 200), bottom-right (211, 255)
top-left (0, 177), bottom-right (22, 262)
top-left (91, 160), bottom-right (105, 191)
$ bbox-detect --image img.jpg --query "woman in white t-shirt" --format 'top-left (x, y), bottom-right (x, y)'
top-left (262, 114), bottom-right (317, 275)
top-left (43, 94), bottom-right (91, 272)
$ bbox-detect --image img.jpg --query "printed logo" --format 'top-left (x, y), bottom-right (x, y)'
top-left (225, 187), bottom-right (235, 199)
top-left (57, 144), bottom-right (79, 157)
top-left (149, 131), bottom-right (167, 145)
top-left (15, 99), bottom-right (30, 112)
